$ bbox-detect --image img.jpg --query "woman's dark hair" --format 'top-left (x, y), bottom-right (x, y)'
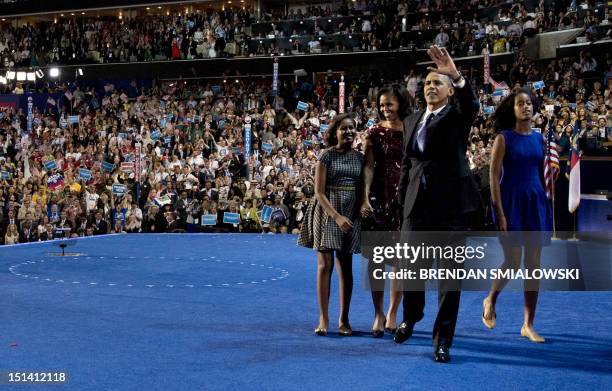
top-left (492, 87), bottom-right (539, 132)
top-left (376, 84), bottom-right (413, 120)
top-left (325, 113), bottom-right (355, 147)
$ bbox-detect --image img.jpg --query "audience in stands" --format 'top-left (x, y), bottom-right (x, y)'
top-left (0, 2), bottom-right (610, 244)
top-left (0, 0), bottom-right (607, 66)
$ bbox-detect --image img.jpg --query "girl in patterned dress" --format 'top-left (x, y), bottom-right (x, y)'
top-left (298, 114), bottom-right (364, 336)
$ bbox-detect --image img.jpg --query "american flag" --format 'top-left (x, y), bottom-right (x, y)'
top-left (543, 121), bottom-right (560, 200)
top-left (489, 77), bottom-right (509, 91)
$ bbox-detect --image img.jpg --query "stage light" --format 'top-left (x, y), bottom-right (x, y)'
top-left (49, 68), bottom-right (60, 77)
top-left (0, 76), bottom-right (6, 84)
top-left (16, 72), bottom-right (26, 81)
top-left (26, 72), bottom-right (36, 81)
top-left (78, 68), bottom-right (84, 76)
top-left (35, 70), bottom-right (44, 78)
top-left (6, 71), bottom-right (15, 80)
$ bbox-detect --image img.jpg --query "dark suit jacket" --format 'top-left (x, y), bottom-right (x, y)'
top-left (19, 225), bottom-right (37, 243)
top-left (398, 80), bottom-right (482, 225)
top-left (90, 219), bottom-right (109, 235)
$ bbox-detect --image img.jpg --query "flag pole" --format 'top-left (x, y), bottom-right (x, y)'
top-left (551, 177), bottom-right (558, 240)
top-left (572, 209), bottom-right (578, 240)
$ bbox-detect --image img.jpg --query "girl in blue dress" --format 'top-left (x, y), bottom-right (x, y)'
top-left (482, 88), bottom-right (552, 343)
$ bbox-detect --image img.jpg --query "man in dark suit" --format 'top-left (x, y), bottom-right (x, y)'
top-left (89, 210), bottom-right (109, 235)
top-left (395, 46), bottom-right (481, 363)
top-left (2, 209), bottom-right (19, 236)
top-left (19, 213), bottom-right (37, 243)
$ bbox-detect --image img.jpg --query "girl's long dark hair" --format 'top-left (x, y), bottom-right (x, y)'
top-left (492, 87), bottom-right (539, 132)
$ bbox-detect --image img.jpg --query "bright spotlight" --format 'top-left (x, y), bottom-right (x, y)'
top-left (78, 68), bottom-right (83, 76)
top-left (6, 71), bottom-right (15, 80)
top-left (16, 72), bottom-right (26, 81)
top-left (0, 76), bottom-right (6, 84)
top-left (26, 72), bottom-right (36, 81)
top-left (49, 68), bottom-right (60, 77)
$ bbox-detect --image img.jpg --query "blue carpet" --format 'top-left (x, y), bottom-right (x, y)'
top-left (1, 234), bottom-right (611, 390)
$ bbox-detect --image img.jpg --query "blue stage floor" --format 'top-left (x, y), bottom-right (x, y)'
top-left (1, 234), bottom-right (611, 390)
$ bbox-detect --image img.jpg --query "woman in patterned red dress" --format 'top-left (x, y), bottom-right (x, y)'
top-left (361, 84), bottom-right (413, 337)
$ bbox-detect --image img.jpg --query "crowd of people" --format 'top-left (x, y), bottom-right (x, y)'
top-left (1, 36), bottom-right (611, 245)
top-left (0, 0), bottom-right (608, 67)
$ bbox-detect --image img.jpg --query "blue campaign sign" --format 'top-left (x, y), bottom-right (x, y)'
top-left (101, 161), bottom-right (116, 172)
top-left (151, 130), bottom-right (161, 139)
top-left (366, 118), bottom-right (376, 128)
top-left (261, 205), bottom-right (273, 224)
top-left (297, 101), bottom-right (309, 111)
top-left (160, 118), bottom-right (167, 128)
top-left (0, 171), bottom-right (10, 180)
top-left (533, 80), bottom-right (545, 90)
top-left (201, 214), bottom-right (218, 226)
top-left (118, 132), bottom-right (128, 141)
top-left (232, 147), bottom-right (241, 155)
top-left (223, 212), bottom-right (240, 225)
top-left (492, 89), bottom-right (505, 97)
top-left (44, 160), bottom-right (58, 171)
top-left (68, 115), bottom-right (79, 124)
top-left (568, 103), bottom-right (577, 110)
top-left (79, 168), bottom-right (92, 181)
top-left (164, 136), bottom-right (172, 145)
top-left (531, 128), bottom-right (542, 134)
top-left (320, 124), bottom-right (329, 132)
top-left (59, 118), bottom-right (68, 129)
top-left (112, 183), bottom-right (127, 196)
top-left (262, 142), bottom-right (273, 154)
top-left (484, 106), bottom-right (495, 115)
top-left (303, 140), bottom-right (312, 147)
top-left (586, 101), bottom-right (595, 111)
top-left (211, 85), bottom-right (221, 93)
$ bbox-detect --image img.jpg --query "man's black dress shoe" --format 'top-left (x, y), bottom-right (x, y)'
top-left (434, 343), bottom-right (451, 363)
top-left (393, 322), bottom-right (414, 344)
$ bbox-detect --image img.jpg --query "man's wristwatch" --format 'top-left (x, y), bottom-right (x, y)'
top-left (452, 73), bottom-right (463, 84)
